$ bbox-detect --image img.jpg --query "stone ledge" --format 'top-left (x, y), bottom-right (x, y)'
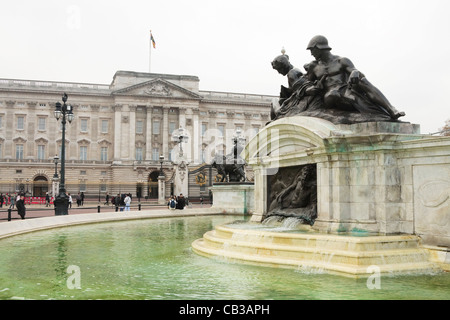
top-left (0, 208), bottom-right (225, 240)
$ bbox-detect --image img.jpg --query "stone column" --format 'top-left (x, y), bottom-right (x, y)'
top-left (113, 105), bottom-right (122, 163)
top-left (129, 105), bottom-right (136, 161)
top-left (158, 175), bottom-right (166, 205)
top-left (250, 168), bottom-right (267, 222)
top-left (179, 107), bottom-right (186, 129)
top-left (52, 177), bottom-right (60, 201)
top-left (192, 108), bottom-right (200, 164)
top-left (162, 106), bottom-right (169, 159)
top-left (173, 157), bottom-right (189, 197)
top-left (145, 106), bottom-right (153, 160)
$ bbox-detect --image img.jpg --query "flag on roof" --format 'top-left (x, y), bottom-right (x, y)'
top-left (150, 31), bottom-right (156, 49)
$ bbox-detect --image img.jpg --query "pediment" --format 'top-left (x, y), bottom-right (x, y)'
top-left (112, 78), bottom-right (201, 99)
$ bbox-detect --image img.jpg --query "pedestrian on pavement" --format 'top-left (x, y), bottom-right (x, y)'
top-left (9, 193), bottom-right (16, 209)
top-left (124, 193), bottom-right (131, 211)
top-left (45, 192), bottom-right (50, 207)
top-left (75, 193), bottom-right (80, 207)
top-left (16, 194), bottom-right (26, 219)
top-left (68, 193), bottom-right (73, 208)
top-left (104, 192), bottom-right (110, 206)
top-left (80, 192), bottom-right (85, 206)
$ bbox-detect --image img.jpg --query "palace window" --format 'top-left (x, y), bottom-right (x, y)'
top-left (153, 121), bottom-right (160, 135)
top-left (38, 118), bottom-right (46, 131)
top-left (100, 147), bottom-right (108, 161)
top-left (217, 124), bottom-right (225, 137)
top-left (152, 148), bottom-right (159, 161)
top-left (169, 121), bottom-right (176, 135)
top-left (17, 116), bottom-right (25, 130)
top-left (101, 120), bottom-right (108, 133)
top-left (37, 145), bottom-right (45, 160)
top-left (136, 147), bottom-right (143, 161)
top-left (201, 123), bottom-right (207, 136)
top-left (80, 119), bottom-right (88, 132)
top-left (79, 146), bottom-right (88, 160)
top-left (16, 144), bottom-right (24, 160)
top-left (136, 121), bottom-right (144, 134)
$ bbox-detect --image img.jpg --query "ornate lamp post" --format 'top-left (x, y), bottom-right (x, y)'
top-left (172, 126), bottom-right (189, 157)
top-left (53, 93), bottom-right (74, 215)
top-left (52, 155), bottom-right (60, 202)
top-left (232, 129), bottom-right (246, 163)
top-left (53, 155), bottom-right (59, 179)
top-left (158, 155), bottom-right (166, 205)
top-left (171, 127), bottom-right (190, 197)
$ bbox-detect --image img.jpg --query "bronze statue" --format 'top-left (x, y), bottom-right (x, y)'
top-left (267, 165), bottom-right (317, 225)
top-left (271, 52), bottom-right (327, 122)
top-left (306, 35), bottom-right (405, 120)
top-left (269, 36), bottom-right (406, 124)
top-left (211, 135), bottom-right (246, 183)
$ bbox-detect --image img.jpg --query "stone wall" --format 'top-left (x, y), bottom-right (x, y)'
top-left (244, 116), bottom-right (450, 247)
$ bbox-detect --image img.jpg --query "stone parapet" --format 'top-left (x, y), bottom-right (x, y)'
top-left (210, 183), bottom-right (254, 215)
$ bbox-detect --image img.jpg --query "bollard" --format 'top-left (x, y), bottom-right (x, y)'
top-left (97, 205), bottom-right (101, 213)
top-left (138, 203), bottom-right (141, 211)
top-left (7, 208), bottom-right (11, 221)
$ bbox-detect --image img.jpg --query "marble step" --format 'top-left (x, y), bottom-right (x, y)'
top-left (192, 225), bottom-right (441, 278)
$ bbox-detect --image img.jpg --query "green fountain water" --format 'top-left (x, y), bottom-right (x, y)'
top-left (0, 215), bottom-right (448, 300)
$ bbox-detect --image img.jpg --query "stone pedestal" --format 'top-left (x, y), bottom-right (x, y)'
top-left (244, 116), bottom-right (450, 246)
top-left (210, 182), bottom-right (254, 214)
top-left (173, 160), bottom-right (189, 197)
top-left (52, 178), bottom-right (59, 201)
top-left (158, 175), bottom-right (166, 205)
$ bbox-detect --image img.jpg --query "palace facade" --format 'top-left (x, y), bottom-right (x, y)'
top-left (0, 71), bottom-right (273, 201)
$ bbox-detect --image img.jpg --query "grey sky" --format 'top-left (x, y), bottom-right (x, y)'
top-left (1, 0), bottom-right (449, 133)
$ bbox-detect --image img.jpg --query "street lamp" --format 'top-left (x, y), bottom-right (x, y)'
top-left (171, 127), bottom-right (189, 157)
top-left (53, 155), bottom-right (59, 179)
top-left (53, 93), bottom-right (74, 215)
top-left (232, 128), bottom-right (246, 162)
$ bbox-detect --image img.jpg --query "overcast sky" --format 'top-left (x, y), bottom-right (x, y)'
top-left (1, 0), bottom-right (449, 133)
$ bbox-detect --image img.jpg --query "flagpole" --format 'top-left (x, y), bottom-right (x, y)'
top-left (149, 30), bottom-right (152, 73)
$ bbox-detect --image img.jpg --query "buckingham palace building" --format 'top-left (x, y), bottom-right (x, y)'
top-left (0, 70), bottom-right (274, 201)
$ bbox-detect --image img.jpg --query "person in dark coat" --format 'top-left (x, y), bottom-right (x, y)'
top-left (16, 194), bottom-right (26, 219)
top-left (176, 193), bottom-right (186, 210)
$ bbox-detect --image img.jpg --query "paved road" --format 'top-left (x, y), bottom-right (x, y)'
top-left (0, 202), bottom-right (212, 222)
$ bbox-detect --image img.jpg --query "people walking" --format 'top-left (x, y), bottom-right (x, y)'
top-left (76, 193), bottom-right (81, 207)
top-left (45, 192), bottom-right (50, 207)
top-left (9, 193), bottom-right (16, 209)
top-left (104, 192), bottom-right (110, 206)
top-left (80, 192), bottom-right (85, 206)
top-left (68, 193), bottom-right (73, 208)
top-left (124, 193), bottom-right (131, 211)
top-left (16, 194), bottom-right (26, 219)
